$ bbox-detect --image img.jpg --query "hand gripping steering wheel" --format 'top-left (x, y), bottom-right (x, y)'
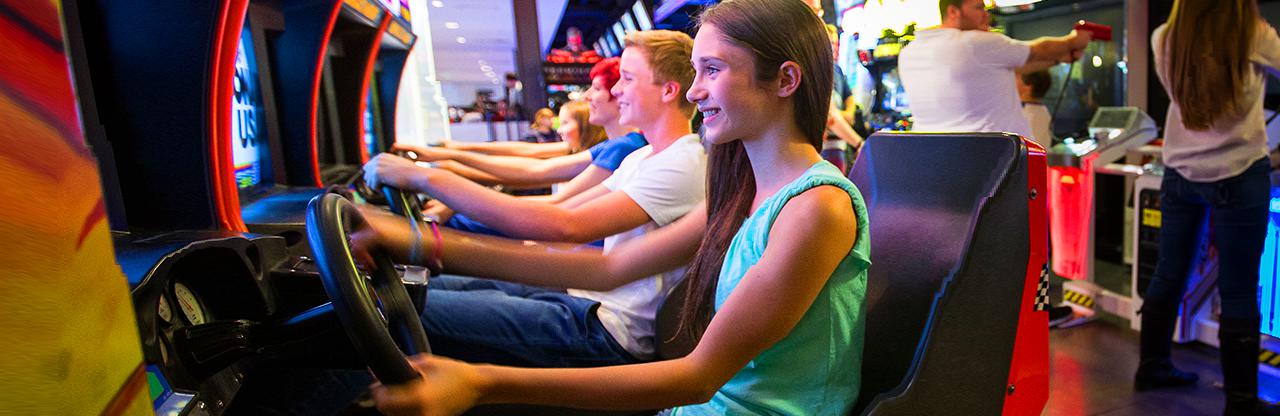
top-left (305, 189), bottom-right (431, 384)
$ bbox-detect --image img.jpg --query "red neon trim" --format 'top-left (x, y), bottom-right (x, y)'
top-left (308, 0), bottom-right (344, 187)
top-left (357, 14), bottom-right (391, 164)
top-left (1000, 137), bottom-right (1051, 415)
top-left (209, 0), bottom-right (250, 232)
top-left (101, 364), bottom-right (146, 416)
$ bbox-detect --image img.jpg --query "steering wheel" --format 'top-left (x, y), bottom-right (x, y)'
top-left (305, 192), bottom-right (431, 384)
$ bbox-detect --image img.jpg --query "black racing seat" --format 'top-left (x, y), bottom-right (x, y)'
top-left (851, 132), bottom-right (1049, 415)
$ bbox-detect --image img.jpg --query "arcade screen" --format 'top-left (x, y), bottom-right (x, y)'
top-left (879, 67), bottom-right (908, 113)
top-left (231, 25), bottom-right (267, 190)
top-left (632, 1), bottom-right (653, 30)
top-left (364, 86), bottom-right (377, 159)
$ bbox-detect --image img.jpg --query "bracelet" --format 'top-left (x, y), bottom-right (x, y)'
top-left (423, 218), bottom-right (444, 276)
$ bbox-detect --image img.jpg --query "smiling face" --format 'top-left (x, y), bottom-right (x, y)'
top-left (611, 48), bottom-right (666, 129)
top-left (556, 107), bottom-right (581, 150)
top-left (686, 24), bottom-right (779, 145)
top-left (586, 76), bottom-right (620, 127)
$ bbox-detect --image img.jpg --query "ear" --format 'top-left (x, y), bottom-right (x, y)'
top-left (776, 61), bottom-right (802, 98)
top-left (660, 80), bottom-right (683, 105)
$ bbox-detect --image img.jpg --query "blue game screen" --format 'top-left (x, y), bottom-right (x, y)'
top-left (364, 90), bottom-right (377, 158)
top-left (232, 25), bottom-right (266, 189)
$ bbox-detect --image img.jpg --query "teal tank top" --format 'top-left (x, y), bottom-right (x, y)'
top-left (671, 161), bottom-right (870, 416)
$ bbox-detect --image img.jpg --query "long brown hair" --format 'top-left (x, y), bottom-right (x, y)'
top-left (675, 0), bottom-right (834, 340)
top-left (560, 100), bottom-right (607, 153)
top-left (1165, 0), bottom-right (1258, 130)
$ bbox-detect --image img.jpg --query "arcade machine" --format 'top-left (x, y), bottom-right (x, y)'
top-left (856, 25), bottom-right (913, 132)
top-left (1048, 107), bottom-right (1159, 324)
top-left (62, 1), bottom-right (427, 413)
top-left (315, 0), bottom-right (393, 186)
top-left (364, 9), bottom-right (417, 158)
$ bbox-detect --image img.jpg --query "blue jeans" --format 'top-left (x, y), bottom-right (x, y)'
top-left (1142, 158), bottom-right (1271, 321)
top-left (422, 275), bottom-right (639, 367)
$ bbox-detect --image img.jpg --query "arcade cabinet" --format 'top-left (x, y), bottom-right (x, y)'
top-left (63, 1), bottom-right (386, 413)
top-left (1048, 107), bottom-right (1158, 322)
top-left (856, 28), bottom-right (913, 132)
top-left (315, 0), bottom-right (392, 186)
top-left (365, 14), bottom-right (417, 157)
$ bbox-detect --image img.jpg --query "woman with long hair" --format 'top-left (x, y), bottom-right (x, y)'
top-left (353, 0), bottom-right (868, 414)
top-left (1141, 1), bottom-right (1280, 414)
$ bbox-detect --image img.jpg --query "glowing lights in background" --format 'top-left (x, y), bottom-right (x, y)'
top-left (1261, 189), bottom-right (1280, 337)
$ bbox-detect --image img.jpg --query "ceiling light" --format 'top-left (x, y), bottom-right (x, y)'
top-left (455, 37), bottom-right (466, 44)
top-left (479, 65), bottom-right (492, 72)
top-left (431, 1), bottom-right (443, 7)
top-left (444, 22), bottom-right (459, 29)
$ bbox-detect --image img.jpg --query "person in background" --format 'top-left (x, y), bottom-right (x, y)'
top-left (1018, 69), bottom-right (1053, 149)
top-left (523, 108), bottom-right (559, 143)
top-left (1140, 1), bottom-right (1280, 414)
top-left (824, 23), bottom-right (864, 151)
top-left (898, 0), bottom-right (1089, 138)
top-left (504, 72), bottom-right (525, 120)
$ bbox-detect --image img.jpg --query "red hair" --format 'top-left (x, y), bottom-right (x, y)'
top-left (589, 57), bottom-right (621, 95)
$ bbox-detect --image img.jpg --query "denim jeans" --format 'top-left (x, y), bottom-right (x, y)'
top-left (422, 275), bottom-right (640, 367)
top-left (1142, 158), bottom-right (1271, 321)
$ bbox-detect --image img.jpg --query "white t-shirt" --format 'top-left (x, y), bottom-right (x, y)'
top-left (1022, 102), bottom-right (1053, 149)
top-left (899, 28), bottom-right (1033, 138)
top-left (569, 133), bottom-right (707, 359)
top-left (1153, 22), bottom-right (1280, 182)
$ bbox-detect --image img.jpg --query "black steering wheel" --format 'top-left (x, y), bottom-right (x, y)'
top-left (305, 191), bottom-right (431, 384)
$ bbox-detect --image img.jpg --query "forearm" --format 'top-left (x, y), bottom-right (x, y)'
top-left (475, 358), bottom-right (716, 410)
top-left (827, 110), bottom-right (863, 147)
top-left (450, 141), bottom-right (570, 158)
top-left (435, 160), bottom-right (507, 186)
top-left (452, 152), bottom-right (588, 186)
top-left (415, 169), bottom-right (586, 241)
top-left (1018, 58), bottom-right (1061, 74)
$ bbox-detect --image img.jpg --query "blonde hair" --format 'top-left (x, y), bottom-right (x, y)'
top-left (1165, 0), bottom-right (1258, 130)
top-left (623, 30), bottom-right (696, 112)
top-left (561, 101), bottom-right (608, 153)
top-left (531, 108), bottom-right (556, 131)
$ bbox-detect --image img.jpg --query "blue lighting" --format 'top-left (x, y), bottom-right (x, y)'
top-left (1261, 187), bottom-right (1280, 337)
top-left (231, 25), bottom-right (266, 189)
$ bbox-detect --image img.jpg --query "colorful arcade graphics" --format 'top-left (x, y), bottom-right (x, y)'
top-left (233, 24), bottom-right (267, 190)
top-left (0, 1), bottom-right (149, 414)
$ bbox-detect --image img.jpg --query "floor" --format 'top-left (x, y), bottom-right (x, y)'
top-left (1044, 316), bottom-right (1280, 416)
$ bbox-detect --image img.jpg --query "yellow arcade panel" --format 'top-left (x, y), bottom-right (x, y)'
top-left (0, 1), bottom-right (150, 415)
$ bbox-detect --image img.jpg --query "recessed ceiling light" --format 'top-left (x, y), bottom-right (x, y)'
top-left (444, 22), bottom-right (459, 29)
top-left (479, 65), bottom-right (492, 72)
top-left (431, 1), bottom-right (444, 7)
top-left (455, 37), bottom-right (467, 44)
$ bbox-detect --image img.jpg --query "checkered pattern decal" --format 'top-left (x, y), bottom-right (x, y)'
top-left (1034, 263), bottom-right (1050, 311)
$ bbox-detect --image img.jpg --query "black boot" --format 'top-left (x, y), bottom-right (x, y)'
top-left (1135, 305), bottom-right (1200, 391)
top-left (1217, 317), bottom-right (1280, 416)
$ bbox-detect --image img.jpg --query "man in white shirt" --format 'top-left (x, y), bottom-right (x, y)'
top-left (899, 0), bottom-right (1089, 138)
top-left (363, 30), bottom-right (705, 367)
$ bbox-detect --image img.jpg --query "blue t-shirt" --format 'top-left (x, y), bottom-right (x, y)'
top-left (672, 161), bottom-right (869, 416)
top-left (588, 132), bottom-right (647, 171)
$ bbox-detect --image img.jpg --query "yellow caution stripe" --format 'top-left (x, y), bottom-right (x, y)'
top-left (1261, 348), bottom-right (1280, 368)
top-left (1064, 289), bottom-right (1095, 309)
